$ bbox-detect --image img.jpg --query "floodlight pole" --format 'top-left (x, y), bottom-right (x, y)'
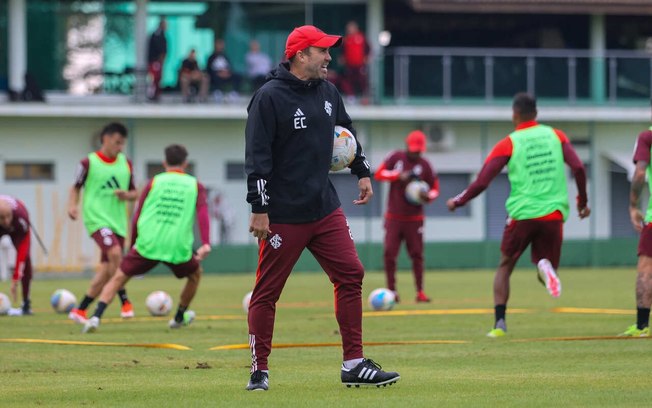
top-left (8, 0), bottom-right (27, 95)
top-left (134, 0), bottom-right (149, 103)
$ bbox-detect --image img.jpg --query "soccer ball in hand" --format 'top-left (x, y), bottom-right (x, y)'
top-left (0, 292), bottom-right (10, 315)
top-left (145, 290), bottom-right (173, 316)
top-left (405, 180), bottom-right (430, 205)
top-left (330, 126), bottom-right (357, 171)
top-left (368, 288), bottom-right (396, 311)
top-left (50, 289), bottom-right (77, 314)
top-left (242, 291), bottom-right (253, 313)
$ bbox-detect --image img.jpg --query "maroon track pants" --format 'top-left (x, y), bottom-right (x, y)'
top-left (248, 208), bottom-right (364, 372)
top-left (383, 218), bottom-right (424, 292)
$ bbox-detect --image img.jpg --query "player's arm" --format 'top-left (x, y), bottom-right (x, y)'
top-left (245, 91), bottom-right (275, 239)
top-left (447, 138), bottom-right (511, 211)
top-left (335, 94), bottom-right (372, 204)
top-left (67, 159), bottom-right (88, 220)
top-left (10, 230), bottom-right (29, 302)
top-left (115, 161), bottom-right (139, 201)
top-left (555, 130), bottom-right (590, 218)
top-left (129, 180), bottom-right (153, 248)
top-left (630, 130), bottom-right (652, 232)
top-left (194, 183), bottom-right (211, 260)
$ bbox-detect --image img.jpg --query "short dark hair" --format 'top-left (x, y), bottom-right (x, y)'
top-left (165, 144), bottom-right (188, 166)
top-left (512, 92), bottom-right (537, 119)
top-left (289, 46), bottom-right (311, 63)
top-left (100, 122), bottom-right (128, 140)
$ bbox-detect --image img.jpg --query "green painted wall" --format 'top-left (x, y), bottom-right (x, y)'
top-left (148, 238), bottom-right (638, 275)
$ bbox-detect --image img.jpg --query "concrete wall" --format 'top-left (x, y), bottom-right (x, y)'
top-left (0, 104), bottom-right (647, 272)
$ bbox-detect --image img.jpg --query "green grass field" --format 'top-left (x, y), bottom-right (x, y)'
top-left (1, 267), bottom-right (651, 407)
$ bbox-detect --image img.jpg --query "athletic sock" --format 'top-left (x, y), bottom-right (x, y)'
top-left (93, 302), bottom-right (108, 319)
top-left (494, 304), bottom-right (506, 329)
top-left (342, 358), bottom-right (364, 370)
top-left (117, 289), bottom-right (129, 305)
top-left (78, 295), bottom-right (95, 311)
top-left (636, 307), bottom-right (650, 330)
top-left (175, 305), bottom-right (188, 323)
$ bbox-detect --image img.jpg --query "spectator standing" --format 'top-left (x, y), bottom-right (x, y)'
top-left (179, 49), bottom-right (209, 103)
top-left (245, 40), bottom-right (272, 92)
top-left (374, 130), bottom-right (439, 303)
top-left (206, 39), bottom-right (242, 102)
top-left (340, 21), bottom-right (370, 104)
top-left (147, 18), bottom-right (167, 101)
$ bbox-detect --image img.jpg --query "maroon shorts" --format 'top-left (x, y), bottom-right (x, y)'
top-left (637, 224), bottom-right (652, 257)
top-left (91, 228), bottom-right (125, 262)
top-left (500, 218), bottom-right (563, 268)
top-left (120, 247), bottom-right (199, 278)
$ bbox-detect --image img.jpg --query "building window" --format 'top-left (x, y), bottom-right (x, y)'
top-left (226, 162), bottom-right (246, 180)
top-left (146, 162), bottom-right (194, 179)
top-left (5, 162), bottom-right (54, 181)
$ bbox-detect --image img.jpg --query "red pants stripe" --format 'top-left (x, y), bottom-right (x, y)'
top-left (248, 208), bottom-right (364, 372)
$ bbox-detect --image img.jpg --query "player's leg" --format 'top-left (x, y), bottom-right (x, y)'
top-left (109, 235), bottom-right (134, 318)
top-left (621, 226), bottom-right (652, 336)
top-left (531, 220), bottom-right (563, 298)
top-left (246, 223), bottom-right (308, 391)
top-left (404, 220), bottom-right (429, 302)
top-left (69, 229), bottom-right (118, 323)
top-left (167, 259), bottom-right (203, 328)
top-left (83, 248), bottom-right (156, 333)
top-left (383, 218), bottom-right (402, 301)
top-left (20, 256), bottom-right (32, 315)
top-left (489, 219), bottom-right (532, 337)
top-left (309, 208), bottom-right (400, 387)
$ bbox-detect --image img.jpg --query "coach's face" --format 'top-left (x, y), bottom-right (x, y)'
top-left (299, 46), bottom-right (331, 80)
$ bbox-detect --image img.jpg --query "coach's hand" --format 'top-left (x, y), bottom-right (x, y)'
top-left (354, 177), bottom-right (373, 205)
top-left (249, 213), bottom-right (272, 241)
top-left (630, 206), bottom-right (644, 232)
top-left (195, 244), bottom-right (212, 261)
top-left (10, 280), bottom-right (17, 303)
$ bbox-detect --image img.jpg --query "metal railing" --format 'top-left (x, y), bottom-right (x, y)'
top-left (383, 47), bottom-right (652, 104)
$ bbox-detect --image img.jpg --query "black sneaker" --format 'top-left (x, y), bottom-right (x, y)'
top-left (246, 370), bottom-right (269, 391)
top-left (341, 359), bottom-right (400, 388)
top-left (22, 301), bottom-right (33, 316)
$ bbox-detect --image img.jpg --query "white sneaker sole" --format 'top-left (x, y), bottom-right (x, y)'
top-left (538, 260), bottom-right (561, 298)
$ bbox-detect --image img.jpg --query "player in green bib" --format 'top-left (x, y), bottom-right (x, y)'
top-left (66, 122), bottom-right (138, 324)
top-left (83, 144), bottom-right (211, 333)
top-left (621, 124), bottom-right (652, 337)
top-left (447, 93), bottom-right (590, 338)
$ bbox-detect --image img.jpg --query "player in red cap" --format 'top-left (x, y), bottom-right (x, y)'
top-left (374, 130), bottom-right (439, 303)
top-left (447, 93), bottom-right (590, 338)
top-left (244, 25), bottom-right (400, 391)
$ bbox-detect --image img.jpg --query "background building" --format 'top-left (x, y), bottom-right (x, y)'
top-left (0, 0), bottom-right (650, 273)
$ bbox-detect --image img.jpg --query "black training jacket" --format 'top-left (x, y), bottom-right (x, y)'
top-left (245, 62), bottom-right (371, 224)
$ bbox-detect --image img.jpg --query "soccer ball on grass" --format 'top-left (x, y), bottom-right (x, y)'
top-left (145, 290), bottom-right (173, 316)
top-left (0, 292), bottom-right (11, 315)
top-left (50, 289), bottom-right (77, 314)
top-left (368, 288), bottom-right (396, 311)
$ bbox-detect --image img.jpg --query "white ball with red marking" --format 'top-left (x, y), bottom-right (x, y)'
top-left (243, 291), bottom-right (253, 313)
top-left (405, 180), bottom-right (429, 205)
top-left (146, 290), bottom-right (173, 316)
top-left (331, 126), bottom-right (357, 171)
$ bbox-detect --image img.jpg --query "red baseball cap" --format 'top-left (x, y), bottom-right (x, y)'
top-left (406, 130), bottom-right (427, 153)
top-left (285, 25), bottom-right (342, 60)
